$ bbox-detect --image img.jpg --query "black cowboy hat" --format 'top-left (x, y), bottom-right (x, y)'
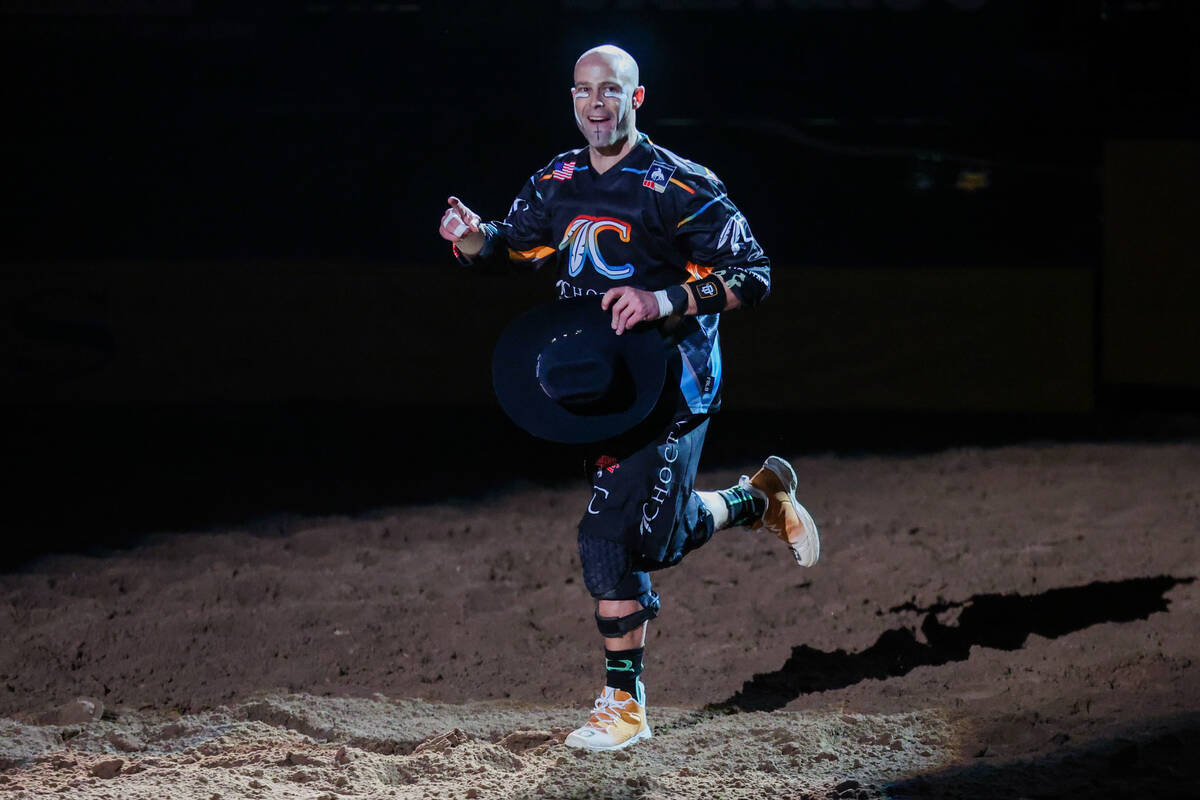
top-left (492, 296), bottom-right (668, 444)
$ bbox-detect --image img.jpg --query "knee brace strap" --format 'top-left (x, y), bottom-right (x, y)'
top-left (595, 590), bottom-right (661, 638)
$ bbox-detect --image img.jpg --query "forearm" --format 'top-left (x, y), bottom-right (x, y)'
top-left (454, 229), bottom-right (488, 257)
top-left (451, 222), bottom-right (504, 266)
top-left (655, 274), bottom-right (742, 318)
top-left (687, 274), bottom-right (741, 313)
top-left (604, 274), bottom-right (741, 336)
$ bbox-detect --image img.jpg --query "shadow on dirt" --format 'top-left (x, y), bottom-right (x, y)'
top-left (718, 576), bottom-right (1194, 713)
top-left (885, 713), bottom-right (1200, 799)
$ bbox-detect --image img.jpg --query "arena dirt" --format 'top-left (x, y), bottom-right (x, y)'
top-left (1, 443), bottom-right (1197, 798)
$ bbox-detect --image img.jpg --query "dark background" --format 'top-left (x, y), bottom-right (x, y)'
top-left (3, 0), bottom-right (1198, 559)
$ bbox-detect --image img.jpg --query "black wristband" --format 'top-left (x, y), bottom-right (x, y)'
top-left (664, 285), bottom-right (689, 315)
top-left (687, 276), bottom-right (727, 315)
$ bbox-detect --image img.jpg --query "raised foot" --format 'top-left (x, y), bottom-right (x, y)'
top-left (744, 454), bottom-right (820, 567)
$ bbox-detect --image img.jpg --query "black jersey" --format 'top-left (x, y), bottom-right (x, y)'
top-left (472, 133), bottom-right (771, 414)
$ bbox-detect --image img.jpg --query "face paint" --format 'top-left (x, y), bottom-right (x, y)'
top-left (573, 85), bottom-right (621, 144)
top-left (572, 55), bottom-right (641, 150)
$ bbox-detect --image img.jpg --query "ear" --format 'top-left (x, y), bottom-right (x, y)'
top-left (632, 85), bottom-right (646, 110)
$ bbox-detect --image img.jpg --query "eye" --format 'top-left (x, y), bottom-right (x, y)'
top-left (602, 88), bottom-right (624, 99)
top-left (572, 87), bottom-right (590, 98)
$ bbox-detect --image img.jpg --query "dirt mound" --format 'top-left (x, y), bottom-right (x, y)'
top-left (1, 442), bottom-right (1197, 796)
top-left (0, 694), bottom-right (954, 799)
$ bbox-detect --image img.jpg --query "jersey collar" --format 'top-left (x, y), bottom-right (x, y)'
top-left (586, 132), bottom-right (652, 175)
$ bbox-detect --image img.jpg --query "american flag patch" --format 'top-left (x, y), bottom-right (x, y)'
top-left (552, 160), bottom-right (576, 181)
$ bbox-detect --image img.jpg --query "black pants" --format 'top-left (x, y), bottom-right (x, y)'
top-left (577, 411), bottom-right (716, 602)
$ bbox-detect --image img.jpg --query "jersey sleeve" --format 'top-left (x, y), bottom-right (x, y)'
top-left (483, 172), bottom-right (557, 270)
top-left (672, 171), bottom-right (772, 307)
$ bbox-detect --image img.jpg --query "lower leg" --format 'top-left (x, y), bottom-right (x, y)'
top-left (597, 598), bottom-right (646, 694)
top-left (597, 599), bottom-right (647, 650)
top-left (565, 597), bottom-right (652, 750)
top-left (696, 483), bottom-right (766, 530)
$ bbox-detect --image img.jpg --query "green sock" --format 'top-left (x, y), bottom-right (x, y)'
top-left (717, 484), bottom-right (766, 527)
top-left (605, 647), bottom-right (643, 695)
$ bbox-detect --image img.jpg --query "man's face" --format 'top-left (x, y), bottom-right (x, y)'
top-left (571, 54), bottom-right (642, 149)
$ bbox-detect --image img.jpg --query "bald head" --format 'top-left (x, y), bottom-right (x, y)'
top-left (575, 45), bottom-right (640, 91)
top-left (571, 45), bottom-right (645, 154)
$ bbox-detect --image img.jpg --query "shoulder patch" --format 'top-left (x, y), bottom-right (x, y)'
top-left (642, 160), bottom-right (677, 194)
top-left (552, 159), bottom-right (577, 181)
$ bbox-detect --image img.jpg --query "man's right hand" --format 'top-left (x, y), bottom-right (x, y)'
top-left (439, 196), bottom-right (486, 257)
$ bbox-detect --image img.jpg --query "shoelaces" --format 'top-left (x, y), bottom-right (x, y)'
top-left (587, 692), bottom-right (627, 728)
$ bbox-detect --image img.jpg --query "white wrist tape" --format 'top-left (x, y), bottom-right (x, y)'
top-left (653, 289), bottom-right (673, 320)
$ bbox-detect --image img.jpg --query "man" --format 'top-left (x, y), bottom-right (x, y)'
top-left (437, 45), bottom-right (820, 751)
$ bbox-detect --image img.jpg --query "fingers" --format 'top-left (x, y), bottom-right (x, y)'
top-left (614, 302), bottom-right (633, 335)
top-left (440, 208), bottom-right (469, 240)
top-left (600, 286), bottom-right (624, 311)
top-left (448, 197), bottom-right (481, 232)
top-left (603, 288), bottom-right (660, 335)
top-left (610, 294), bottom-right (626, 334)
top-left (439, 197), bottom-right (482, 243)
top-left (606, 289), bottom-right (649, 336)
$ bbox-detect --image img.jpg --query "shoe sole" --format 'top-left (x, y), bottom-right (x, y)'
top-left (563, 727), bottom-right (652, 751)
top-left (764, 455), bottom-right (820, 567)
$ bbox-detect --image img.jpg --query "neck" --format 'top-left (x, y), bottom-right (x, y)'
top-left (589, 129), bottom-right (639, 174)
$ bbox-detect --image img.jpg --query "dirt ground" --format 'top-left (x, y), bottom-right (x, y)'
top-left (1, 441), bottom-right (1198, 798)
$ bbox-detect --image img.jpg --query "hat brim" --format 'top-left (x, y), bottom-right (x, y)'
top-left (492, 296), bottom-right (668, 444)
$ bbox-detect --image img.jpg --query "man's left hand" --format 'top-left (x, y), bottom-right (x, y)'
top-left (601, 286), bottom-right (659, 336)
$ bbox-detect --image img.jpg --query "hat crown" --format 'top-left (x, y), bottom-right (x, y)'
top-left (537, 333), bottom-right (637, 413)
top-left (492, 297), bottom-right (668, 444)
top-left (538, 355), bottom-right (611, 409)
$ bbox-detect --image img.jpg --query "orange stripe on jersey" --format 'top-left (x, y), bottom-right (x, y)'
top-left (539, 173), bottom-right (554, 181)
top-left (508, 245), bottom-right (556, 261)
top-left (669, 178), bottom-right (696, 194)
top-left (685, 261), bottom-right (713, 282)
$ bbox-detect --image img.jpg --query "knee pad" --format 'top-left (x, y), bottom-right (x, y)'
top-left (578, 501), bottom-right (663, 638)
top-left (595, 589), bottom-right (661, 639)
top-left (578, 528), bottom-right (633, 599)
top-left (595, 568), bottom-right (650, 601)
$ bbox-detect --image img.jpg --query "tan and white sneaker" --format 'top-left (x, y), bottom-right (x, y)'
top-left (563, 681), bottom-right (652, 751)
top-left (742, 455), bottom-right (820, 567)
